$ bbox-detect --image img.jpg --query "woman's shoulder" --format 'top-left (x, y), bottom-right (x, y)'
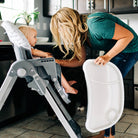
top-left (88, 12), bottom-right (109, 17)
top-left (87, 12), bottom-right (116, 20)
top-left (87, 12), bottom-right (106, 24)
top-left (87, 12), bottom-right (107, 22)
top-left (87, 12), bottom-right (116, 25)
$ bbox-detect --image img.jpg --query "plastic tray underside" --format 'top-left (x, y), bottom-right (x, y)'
top-left (83, 59), bottom-right (124, 133)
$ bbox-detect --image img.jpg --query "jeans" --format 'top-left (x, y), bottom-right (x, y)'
top-left (105, 51), bottom-right (138, 137)
top-left (111, 51), bottom-right (138, 78)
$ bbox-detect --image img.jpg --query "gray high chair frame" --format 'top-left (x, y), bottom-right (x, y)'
top-left (0, 21), bottom-right (82, 138)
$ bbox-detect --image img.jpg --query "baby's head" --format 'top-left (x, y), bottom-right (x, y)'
top-left (19, 25), bottom-right (37, 47)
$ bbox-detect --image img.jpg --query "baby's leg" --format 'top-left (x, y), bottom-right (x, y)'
top-left (61, 73), bottom-right (78, 94)
top-left (68, 80), bottom-right (77, 86)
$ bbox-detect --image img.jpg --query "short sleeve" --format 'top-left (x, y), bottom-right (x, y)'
top-left (88, 18), bottom-right (115, 40)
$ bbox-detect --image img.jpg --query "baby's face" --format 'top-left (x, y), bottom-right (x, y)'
top-left (28, 29), bottom-right (37, 47)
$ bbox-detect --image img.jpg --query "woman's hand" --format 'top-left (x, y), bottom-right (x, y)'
top-left (94, 54), bottom-right (111, 65)
top-left (44, 52), bottom-right (53, 58)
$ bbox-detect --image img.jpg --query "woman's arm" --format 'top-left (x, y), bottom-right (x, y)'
top-left (55, 45), bottom-right (86, 67)
top-left (95, 23), bottom-right (134, 65)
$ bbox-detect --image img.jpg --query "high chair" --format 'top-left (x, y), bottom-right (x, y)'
top-left (0, 21), bottom-right (82, 138)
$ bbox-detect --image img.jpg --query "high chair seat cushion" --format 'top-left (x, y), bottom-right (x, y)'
top-left (1, 21), bottom-right (31, 50)
top-left (83, 59), bottom-right (124, 133)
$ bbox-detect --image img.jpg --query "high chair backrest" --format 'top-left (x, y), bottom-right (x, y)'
top-left (83, 59), bottom-right (124, 133)
top-left (1, 21), bottom-right (32, 60)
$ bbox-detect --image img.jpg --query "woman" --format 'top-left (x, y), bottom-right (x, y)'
top-left (50, 7), bottom-right (138, 138)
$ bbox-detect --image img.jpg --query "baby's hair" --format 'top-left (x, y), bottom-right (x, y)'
top-left (19, 25), bottom-right (36, 39)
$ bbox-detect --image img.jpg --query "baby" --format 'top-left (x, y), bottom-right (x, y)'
top-left (19, 25), bottom-right (78, 95)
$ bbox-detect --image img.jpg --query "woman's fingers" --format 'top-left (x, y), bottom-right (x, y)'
top-left (45, 52), bottom-right (53, 58)
top-left (95, 57), bottom-right (105, 65)
top-left (94, 55), bottom-right (110, 65)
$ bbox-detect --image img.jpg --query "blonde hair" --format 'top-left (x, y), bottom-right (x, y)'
top-left (18, 25), bottom-right (36, 39)
top-left (50, 7), bottom-right (88, 60)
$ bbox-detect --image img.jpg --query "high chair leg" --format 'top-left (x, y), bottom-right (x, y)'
top-left (0, 63), bottom-right (17, 110)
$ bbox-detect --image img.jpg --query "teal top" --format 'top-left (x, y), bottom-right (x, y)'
top-left (87, 12), bottom-right (138, 53)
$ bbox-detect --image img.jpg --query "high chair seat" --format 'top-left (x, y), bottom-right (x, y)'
top-left (83, 59), bottom-right (124, 133)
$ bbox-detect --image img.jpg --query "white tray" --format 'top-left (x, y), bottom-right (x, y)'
top-left (83, 59), bottom-right (124, 133)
